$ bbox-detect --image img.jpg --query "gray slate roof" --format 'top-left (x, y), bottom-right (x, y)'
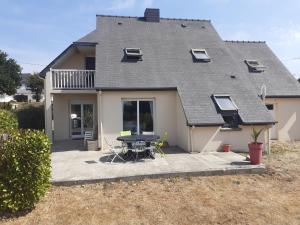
top-left (225, 41), bottom-right (300, 97)
top-left (79, 15), bottom-right (274, 125)
top-left (76, 29), bottom-right (97, 43)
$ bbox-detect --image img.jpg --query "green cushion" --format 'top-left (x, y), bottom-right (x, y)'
top-left (120, 130), bottom-right (131, 136)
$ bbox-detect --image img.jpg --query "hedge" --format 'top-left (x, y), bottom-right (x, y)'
top-left (0, 129), bottom-right (51, 212)
top-left (0, 110), bottom-right (18, 132)
top-left (15, 104), bottom-right (45, 130)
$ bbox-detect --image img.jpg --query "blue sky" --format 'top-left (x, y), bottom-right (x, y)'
top-left (1, 0), bottom-right (300, 78)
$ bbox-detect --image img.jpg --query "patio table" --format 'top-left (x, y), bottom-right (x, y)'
top-left (116, 135), bottom-right (160, 160)
top-left (116, 134), bottom-right (160, 143)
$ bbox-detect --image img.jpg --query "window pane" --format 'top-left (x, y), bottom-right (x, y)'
top-left (222, 114), bottom-right (238, 128)
top-left (215, 96), bottom-right (237, 110)
top-left (123, 101), bottom-right (137, 134)
top-left (85, 57), bottom-right (95, 70)
top-left (194, 51), bottom-right (209, 60)
top-left (83, 104), bottom-right (93, 132)
top-left (139, 101), bottom-right (153, 134)
top-left (71, 104), bottom-right (82, 136)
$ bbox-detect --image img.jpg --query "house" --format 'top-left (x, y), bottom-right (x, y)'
top-left (0, 73), bottom-right (44, 103)
top-left (40, 8), bottom-right (300, 152)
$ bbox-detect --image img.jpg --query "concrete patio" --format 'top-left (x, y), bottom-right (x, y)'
top-left (51, 140), bottom-right (265, 184)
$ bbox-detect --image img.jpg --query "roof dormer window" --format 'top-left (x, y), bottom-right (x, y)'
top-left (213, 95), bottom-right (238, 111)
top-left (212, 95), bottom-right (240, 128)
top-left (124, 48), bottom-right (143, 61)
top-left (191, 49), bottom-right (210, 62)
top-left (245, 60), bottom-right (265, 72)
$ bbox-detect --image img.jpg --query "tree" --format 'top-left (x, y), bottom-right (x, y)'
top-left (298, 78), bottom-right (300, 83)
top-left (0, 50), bottom-right (21, 96)
top-left (27, 73), bottom-right (44, 102)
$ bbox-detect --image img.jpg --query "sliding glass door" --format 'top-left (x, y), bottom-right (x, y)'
top-left (70, 103), bottom-right (94, 138)
top-left (123, 100), bottom-right (154, 135)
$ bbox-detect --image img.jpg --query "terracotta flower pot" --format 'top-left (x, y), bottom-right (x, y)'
top-left (248, 142), bottom-right (263, 165)
top-left (223, 144), bottom-right (231, 152)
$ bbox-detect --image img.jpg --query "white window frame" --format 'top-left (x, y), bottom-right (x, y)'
top-left (191, 48), bottom-right (211, 62)
top-left (244, 59), bottom-right (265, 72)
top-left (121, 98), bottom-right (155, 135)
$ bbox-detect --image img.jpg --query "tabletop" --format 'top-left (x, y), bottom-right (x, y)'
top-left (116, 134), bottom-right (160, 142)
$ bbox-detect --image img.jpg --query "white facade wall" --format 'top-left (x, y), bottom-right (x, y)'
top-left (265, 98), bottom-right (300, 141)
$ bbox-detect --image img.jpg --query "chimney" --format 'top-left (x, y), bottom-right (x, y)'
top-left (144, 8), bottom-right (160, 22)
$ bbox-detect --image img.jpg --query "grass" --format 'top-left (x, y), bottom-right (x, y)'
top-left (1, 142), bottom-right (300, 225)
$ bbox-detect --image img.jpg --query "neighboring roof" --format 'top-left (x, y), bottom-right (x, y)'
top-left (225, 41), bottom-right (300, 97)
top-left (94, 15), bottom-right (274, 125)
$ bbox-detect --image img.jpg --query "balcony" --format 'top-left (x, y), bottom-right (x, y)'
top-left (51, 69), bottom-right (95, 89)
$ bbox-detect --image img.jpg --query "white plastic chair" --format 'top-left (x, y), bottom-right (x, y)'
top-left (133, 141), bottom-right (146, 161)
top-left (142, 131), bottom-right (155, 158)
top-left (84, 131), bottom-right (94, 147)
top-left (142, 131), bottom-right (154, 135)
top-left (104, 137), bottom-right (125, 163)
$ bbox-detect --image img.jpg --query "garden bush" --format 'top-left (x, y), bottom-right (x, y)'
top-left (0, 109), bottom-right (18, 131)
top-left (15, 104), bottom-right (45, 130)
top-left (0, 102), bottom-right (12, 111)
top-left (0, 129), bottom-right (51, 212)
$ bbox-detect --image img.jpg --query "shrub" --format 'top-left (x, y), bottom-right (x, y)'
top-left (0, 129), bottom-right (51, 212)
top-left (15, 104), bottom-right (45, 130)
top-left (0, 102), bottom-right (12, 111)
top-left (0, 110), bottom-right (18, 132)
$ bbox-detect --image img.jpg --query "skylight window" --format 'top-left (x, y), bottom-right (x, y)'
top-left (213, 95), bottom-right (238, 111)
top-left (245, 60), bottom-right (265, 72)
top-left (212, 95), bottom-right (240, 128)
top-left (124, 48), bottom-right (143, 61)
top-left (191, 49), bottom-right (210, 62)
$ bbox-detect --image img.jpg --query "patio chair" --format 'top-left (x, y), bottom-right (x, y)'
top-left (142, 131), bottom-right (155, 158)
top-left (133, 141), bottom-right (146, 161)
top-left (104, 137), bottom-right (125, 163)
top-left (142, 131), bottom-right (154, 135)
top-left (84, 131), bottom-right (94, 147)
top-left (120, 130), bottom-right (131, 136)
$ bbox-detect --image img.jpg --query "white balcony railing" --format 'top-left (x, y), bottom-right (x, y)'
top-left (51, 69), bottom-right (95, 89)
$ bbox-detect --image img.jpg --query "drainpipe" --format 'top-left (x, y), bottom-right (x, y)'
top-left (190, 125), bottom-right (195, 153)
top-left (267, 125), bottom-right (271, 155)
top-left (97, 91), bottom-right (102, 150)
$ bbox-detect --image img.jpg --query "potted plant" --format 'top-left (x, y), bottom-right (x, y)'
top-left (248, 128), bottom-right (264, 165)
top-left (223, 144), bottom-right (231, 152)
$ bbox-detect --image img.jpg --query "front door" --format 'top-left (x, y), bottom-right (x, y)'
top-left (70, 103), bottom-right (94, 138)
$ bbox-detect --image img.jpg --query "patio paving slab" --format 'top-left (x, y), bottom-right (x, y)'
top-left (51, 140), bottom-right (265, 184)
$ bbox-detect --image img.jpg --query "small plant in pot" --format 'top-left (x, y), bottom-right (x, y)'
top-left (248, 128), bottom-right (264, 165)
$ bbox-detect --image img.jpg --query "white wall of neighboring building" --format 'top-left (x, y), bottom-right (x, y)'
top-left (265, 98), bottom-right (300, 141)
top-left (0, 94), bottom-right (14, 102)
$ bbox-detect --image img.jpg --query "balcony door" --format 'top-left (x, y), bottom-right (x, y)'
top-left (70, 103), bottom-right (94, 138)
top-left (122, 99), bottom-right (154, 135)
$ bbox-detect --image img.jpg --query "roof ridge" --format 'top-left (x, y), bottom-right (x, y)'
top-left (96, 14), bottom-right (210, 22)
top-left (224, 40), bottom-right (266, 44)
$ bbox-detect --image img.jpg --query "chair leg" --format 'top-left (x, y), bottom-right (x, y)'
top-left (111, 154), bottom-right (117, 163)
top-left (135, 151), bottom-right (139, 161)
